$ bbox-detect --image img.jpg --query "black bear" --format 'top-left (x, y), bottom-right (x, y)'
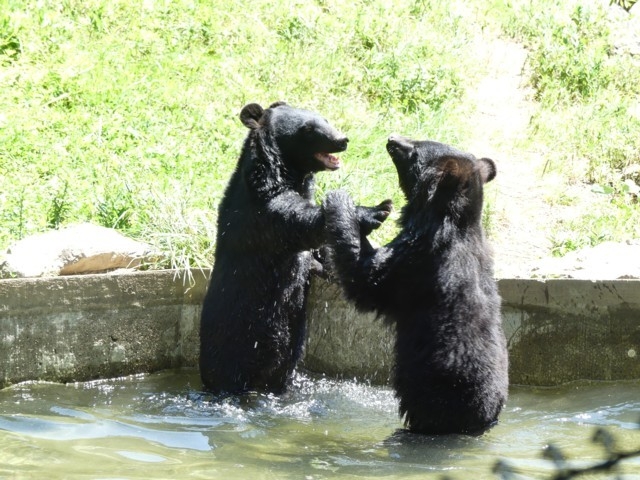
top-left (323, 134), bottom-right (508, 434)
top-left (200, 102), bottom-right (391, 395)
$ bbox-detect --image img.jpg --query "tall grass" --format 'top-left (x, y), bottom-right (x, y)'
top-left (2, 0), bottom-right (638, 265)
top-left (1, 0), bottom-right (480, 267)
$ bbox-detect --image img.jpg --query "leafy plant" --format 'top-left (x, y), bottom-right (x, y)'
top-left (610, 0), bottom-right (639, 12)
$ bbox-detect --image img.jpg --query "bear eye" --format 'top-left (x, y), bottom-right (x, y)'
top-left (302, 122), bottom-right (316, 136)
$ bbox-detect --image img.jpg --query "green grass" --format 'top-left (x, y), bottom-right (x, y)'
top-left (2, 0), bottom-right (639, 267)
top-left (492, 0), bottom-right (640, 182)
top-left (1, 0), bottom-right (481, 267)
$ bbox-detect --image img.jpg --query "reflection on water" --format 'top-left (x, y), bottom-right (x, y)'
top-left (0, 370), bottom-right (639, 479)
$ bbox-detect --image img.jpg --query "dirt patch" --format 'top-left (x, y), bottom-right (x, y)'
top-left (466, 37), bottom-right (607, 278)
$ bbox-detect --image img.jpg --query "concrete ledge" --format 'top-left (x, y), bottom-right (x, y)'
top-left (303, 278), bottom-right (394, 385)
top-left (0, 270), bottom-right (206, 388)
top-left (1, 270), bottom-right (639, 388)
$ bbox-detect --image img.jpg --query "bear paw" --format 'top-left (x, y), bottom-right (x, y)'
top-left (356, 199), bottom-right (393, 236)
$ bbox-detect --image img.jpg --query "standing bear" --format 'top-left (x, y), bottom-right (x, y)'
top-left (323, 135), bottom-right (508, 434)
top-left (200, 102), bottom-right (391, 395)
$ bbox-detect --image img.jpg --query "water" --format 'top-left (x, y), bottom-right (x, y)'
top-left (0, 370), bottom-right (639, 479)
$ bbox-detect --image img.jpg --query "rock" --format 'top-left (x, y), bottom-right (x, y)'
top-left (530, 240), bottom-right (640, 280)
top-left (1, 224), bottom-right (155, 278)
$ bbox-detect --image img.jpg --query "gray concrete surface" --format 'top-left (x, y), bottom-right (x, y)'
top-left (304, 277), bottom-right (640, 386)
top-left (1, 270), bottom-right (639, 388)
top-left (499, 278), bottom-right (640, 385)
top-left (0, 270), bottom-right (206, 388)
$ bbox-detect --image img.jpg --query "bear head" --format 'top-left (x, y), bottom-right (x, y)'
top-left (240, 101), bottom-right (349, 173)
top-left (386, 134), bottom-right (496, 223)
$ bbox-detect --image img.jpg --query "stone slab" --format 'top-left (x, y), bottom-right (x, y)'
top-left (1, 223), bottom-right (154, 278)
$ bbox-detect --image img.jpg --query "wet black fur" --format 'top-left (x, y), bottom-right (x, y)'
top-left (199, 102), bottom-right (391, 395)
top-left (323, 135), bottom-right (508, 434)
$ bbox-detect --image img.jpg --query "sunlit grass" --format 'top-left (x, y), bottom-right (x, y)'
top-left (2, 0), bottom-right (638, 266)
top-left (1, 0), bottom-right (482, 267)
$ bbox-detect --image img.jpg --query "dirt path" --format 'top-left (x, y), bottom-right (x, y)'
top-left (463, 14), bottom-right (640, 279)
top-left (466, 38), bottom-right (558, 277)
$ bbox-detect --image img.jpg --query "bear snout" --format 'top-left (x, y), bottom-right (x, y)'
top-left (387, 134), bottom-right (412, 149)
top-left (386, 134), bottom-right (416, 162)
top-left (333, 136), bottom-right (349, 152)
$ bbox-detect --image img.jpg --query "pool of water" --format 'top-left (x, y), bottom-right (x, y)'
top-left (0, 370), bottom-right (639, 479)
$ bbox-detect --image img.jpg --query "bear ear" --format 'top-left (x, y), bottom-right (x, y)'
top-left (441, 157), bottom-right (460, 178)
top-left (240, 103), bottom-right (264, 130)
top-left (268, 101), bottom-right (288, 109)
top-left (439, 157), bottom-right (472, 188)
top-left (478, 158), bottom-right (497, 184)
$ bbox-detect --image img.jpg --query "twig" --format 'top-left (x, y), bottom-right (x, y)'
top-left (552, 447), bottom-right (640, 479)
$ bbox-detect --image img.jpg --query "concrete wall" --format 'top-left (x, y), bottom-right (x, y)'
top-left (304, 277), bottom-right (640, 386)
top-left (499, 278), bottom-right (640, 385)
top-left (1, 270), bottom-right (639, 388)
top-left (0, 270), bottom-right (206, 388)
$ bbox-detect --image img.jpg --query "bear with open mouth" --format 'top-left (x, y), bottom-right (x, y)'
top-left (200, 102), bottom-right (392, 395)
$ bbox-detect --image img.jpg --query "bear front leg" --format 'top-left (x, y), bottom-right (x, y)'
top-left (267, 191), bottom-right (327, 250)
top-left (323, 190), bottom-right (389, 312)
top-left (323, 190), bottom-right (361, 259)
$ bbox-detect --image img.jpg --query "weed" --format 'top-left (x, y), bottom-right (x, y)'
top-left (610, 0), bottom-right (639, 12)
top-left (0, 16), bottom-right (22, 64)
top-left (137, 182), bottom-right (217, 271)
top-left (527, 5), bottom-right (612, 104)
top-left (47, 178), bottom-right (71, 229)
top-left (95, 186), bottom-right (135, 230)
top-left (551, 182), bottom-right (640, 257)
